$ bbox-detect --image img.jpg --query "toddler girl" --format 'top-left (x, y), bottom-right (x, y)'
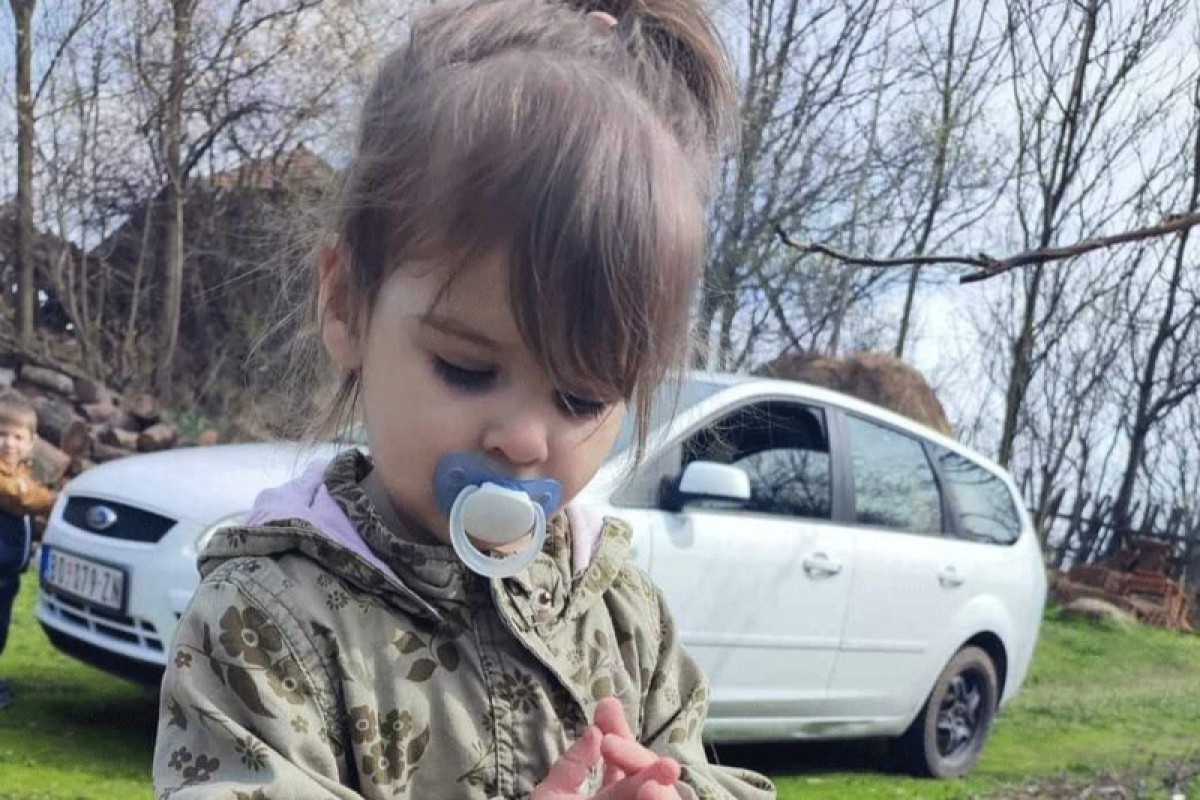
top-left (153, 1), bottom-right (774, 797)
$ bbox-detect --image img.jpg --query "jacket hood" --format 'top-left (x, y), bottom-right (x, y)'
top-left (197, 454), bottom-right (621, 622)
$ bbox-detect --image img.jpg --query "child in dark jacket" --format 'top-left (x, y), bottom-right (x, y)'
top-left (0, 390), bottom-right (57, 710)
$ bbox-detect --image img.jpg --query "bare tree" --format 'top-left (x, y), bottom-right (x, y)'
top-left (712, 0), bottom-right (1011, 369)
top-left (1106, 79), bottom-right (1200, 549)
top-left (9, 0), bottom-right (36, 346)
top-left (990, 0), bottom-right (1188, 468)
top-left (699, 0), bottom-right (889, 368)
top-left (104, 0), bottom-right (395, 396)
top-left (771, 1), bottom-right (1198, 523)
top-left (891, 0), bottom-right (1006, 358)
top-left (4, 0), bottom-right (102, 346)
top-left (11, 0), bottom-right (406, 408)
top-left (1014, 249), bottom-right (1130, 523)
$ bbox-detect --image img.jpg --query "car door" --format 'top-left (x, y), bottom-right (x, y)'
top-left (617, 400), bottom-right (855, 722)
top-left (826, 412), bottom-right (970, 719)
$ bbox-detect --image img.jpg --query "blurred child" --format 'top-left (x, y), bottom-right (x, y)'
top-left (0, 390), bottom-right (57, 710)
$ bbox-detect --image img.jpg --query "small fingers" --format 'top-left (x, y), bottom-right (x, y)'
top-left (594, 696), bottom-right (636, 740)
top-left (603, 763), bottom-right (627, 789)
top-left (595, 757), bottom-right (681, 800)
top-left (595, 697), bottom-right (633, 787)
top-left (642, 757), bottom-right (681, 787)
top-left (533, 727), bottom-right (603, 799)
top-left (602, 733), bottom-right (659, 774)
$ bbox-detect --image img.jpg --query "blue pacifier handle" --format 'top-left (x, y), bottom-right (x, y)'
top-left (434, 453), bottom-right (562, 516)
top-left (434, 453), bottom-right (562, 579)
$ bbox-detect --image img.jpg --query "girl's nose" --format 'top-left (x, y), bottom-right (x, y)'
top-left (481, 406), bottom-right (551, 470)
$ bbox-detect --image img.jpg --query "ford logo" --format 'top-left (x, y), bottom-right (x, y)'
top-left (85, 505), bottom-right (119, 531)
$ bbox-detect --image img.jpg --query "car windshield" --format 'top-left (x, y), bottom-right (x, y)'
top-left (610, 376), bottom-right (728, 456)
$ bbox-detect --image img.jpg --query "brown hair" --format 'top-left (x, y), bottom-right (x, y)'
top-left (306, 0), bottom-right (735, 458)
top-left (0, 391), bottom-right (38, 437)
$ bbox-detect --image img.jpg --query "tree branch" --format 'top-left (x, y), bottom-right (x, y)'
top-left (774, 211), bottom-right (1200, 284)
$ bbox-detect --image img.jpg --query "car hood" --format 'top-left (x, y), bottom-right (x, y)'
top-left (64, 441), bottom-right (346, 525)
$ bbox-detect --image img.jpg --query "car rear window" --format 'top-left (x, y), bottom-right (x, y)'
top-left (846, 414), bottom-right (942, 535)
top-left (932, 447), bottom-right (1022, 545)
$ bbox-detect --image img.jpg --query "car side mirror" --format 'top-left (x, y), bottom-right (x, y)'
top-left (660, 461), bottom-right (751, 512)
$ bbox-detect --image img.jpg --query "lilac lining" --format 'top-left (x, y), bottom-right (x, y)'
top-left (243, 460), bottom-right (400, 581)
top-left (565, 504), bottom-right (605, 577)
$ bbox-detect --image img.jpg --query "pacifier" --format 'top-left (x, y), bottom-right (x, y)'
top-left (434, 453), bottom-right (562, 579)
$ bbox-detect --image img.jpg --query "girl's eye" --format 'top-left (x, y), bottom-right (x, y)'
top-left (432, 357), bottom-right (496, 392)
top-left (557, 392), bottom-right (610, 419)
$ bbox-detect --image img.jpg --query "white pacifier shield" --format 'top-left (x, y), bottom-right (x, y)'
top-left (448, 482), bottom-right (548, 579)
top-left (460, 483), bottom-right (536, 544)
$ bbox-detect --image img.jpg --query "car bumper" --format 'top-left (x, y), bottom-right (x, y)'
top-left (40, 620), bottom-right (165, 686)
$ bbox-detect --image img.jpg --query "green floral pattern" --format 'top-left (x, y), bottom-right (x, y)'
top-left (153, 449), bottom-right (774, 800)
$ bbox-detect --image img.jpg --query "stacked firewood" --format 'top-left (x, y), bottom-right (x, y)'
top-left (0, 357), bottom-right (220, 487)
top-left (1057, 537), bottom-right (1196, 633)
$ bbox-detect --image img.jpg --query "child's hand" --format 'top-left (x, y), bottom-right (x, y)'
top-left (593, 697), bottom-right (684, 800)
top-left (594, 697), bottom-right (634, 786)
top-left (600, 736), bottom-right (684, 800)
top-left (532, 725), bottom-right (681, 800)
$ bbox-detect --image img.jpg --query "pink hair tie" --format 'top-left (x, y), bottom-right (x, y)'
top-left (585, 10), bottom-right (619, 31)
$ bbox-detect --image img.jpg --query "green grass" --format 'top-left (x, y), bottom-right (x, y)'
top-left (2, 579), bottom-right (1199, 799)
top-left (0, 578), bottom-right (157, 800)
top-left (733, 606), bottom-right (1200, 799)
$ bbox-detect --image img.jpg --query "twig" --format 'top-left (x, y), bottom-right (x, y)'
top-left (774, 211), bottom-right (1200, 284)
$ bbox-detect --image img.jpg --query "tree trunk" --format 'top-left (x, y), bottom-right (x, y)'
top-left (998, 0), bottom-right (1099, 469)
top-left (157, 0), bottom-right (194, 395)
top-left (998, 263), bottom-right (1043, 467)
top-left (11, 0), bottom-right (37, 346)
top-left (895, 0), bottom-right (963, 359)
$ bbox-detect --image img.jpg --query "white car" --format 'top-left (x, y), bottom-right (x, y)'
top-left (37, 373), bottom-right (1046, 777)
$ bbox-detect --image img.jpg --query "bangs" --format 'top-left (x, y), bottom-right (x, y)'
top-left (380, 53), bottom-right (708, 401)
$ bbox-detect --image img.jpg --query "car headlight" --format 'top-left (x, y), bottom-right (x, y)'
top-left (195, 512), bottom-right (249, 554)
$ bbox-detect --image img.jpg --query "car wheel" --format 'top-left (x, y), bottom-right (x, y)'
top-left (895, 645), bottom-right (998, 778)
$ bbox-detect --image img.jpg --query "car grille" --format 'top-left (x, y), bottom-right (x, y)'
top-left (40, 588), bottom-right (165, 653)
top-left (63, 496), bottom-right (176, 543)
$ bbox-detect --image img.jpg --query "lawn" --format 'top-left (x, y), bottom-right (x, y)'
top-left (0, 578), bottom-right (157, 800)
top-left (2, 579), bottom-right (1198, 799)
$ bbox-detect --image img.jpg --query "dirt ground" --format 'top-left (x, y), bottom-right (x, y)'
top-left (981, 762), bottom-right (1198, 799)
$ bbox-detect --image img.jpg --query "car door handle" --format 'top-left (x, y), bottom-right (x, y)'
top-left (803, 552), bottom-right (843, 577)
top-left (938, 566), bottom-right (964, 588)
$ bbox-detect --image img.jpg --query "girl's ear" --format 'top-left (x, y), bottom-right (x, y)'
top-left (317, 243), bottom-right (363, 372)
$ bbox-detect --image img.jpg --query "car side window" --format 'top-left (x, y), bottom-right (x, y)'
top-left (846, 415), bottom-right (942, 534)
top-left (681, 402), bottom-right (832, 520)
top-left (932, 447), bottom-right (1022, 545)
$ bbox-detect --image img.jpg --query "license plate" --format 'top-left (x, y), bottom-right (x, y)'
top-left (41, 547), bottom-right (127, 613)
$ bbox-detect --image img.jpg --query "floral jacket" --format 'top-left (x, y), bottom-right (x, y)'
top-left (153, 450), bottom-right (775, 800)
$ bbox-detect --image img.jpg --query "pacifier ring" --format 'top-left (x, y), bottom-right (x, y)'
top-left (448, 485), bottom-right (548, 579)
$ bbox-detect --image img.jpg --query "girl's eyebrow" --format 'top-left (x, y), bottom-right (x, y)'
top-left (420, 313), bottom-right (502, 349)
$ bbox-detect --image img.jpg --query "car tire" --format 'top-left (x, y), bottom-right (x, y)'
top-left (894, 645), bottom-right (998, 778)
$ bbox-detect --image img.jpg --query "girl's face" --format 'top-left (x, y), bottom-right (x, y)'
top-left (324, 253), bottom-right (627, 544)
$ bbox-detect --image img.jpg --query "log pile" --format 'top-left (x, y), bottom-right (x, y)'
top-left (1054, 537), bottom-right (1197, 633)
top-left (0, 355), bottom-right (220, 487)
